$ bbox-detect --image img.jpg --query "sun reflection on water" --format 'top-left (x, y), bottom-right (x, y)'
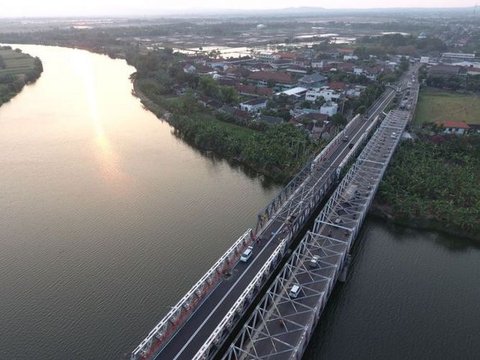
top-left (70, 50), bottom-right (131, 191)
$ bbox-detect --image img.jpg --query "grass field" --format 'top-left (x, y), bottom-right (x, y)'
top-left (414, 88), bottom-right (480, 125)
top-left (0, 49), bottom-right (35, 76)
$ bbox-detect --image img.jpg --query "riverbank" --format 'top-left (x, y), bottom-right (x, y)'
top-left (131, 74), bottom-right (317, 184)
top-left (0, 46), bottom-right (42, 106)
top-left (369, 203), bottom-right (479, 242)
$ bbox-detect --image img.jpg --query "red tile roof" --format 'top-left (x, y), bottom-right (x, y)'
top-left (441, 121), bottom-right (470, 129)
top-left (249, 71), bottom-right (295, 84)
top-left (235, 84), bottom-right (273, 96)
top-left (328, 81), bottom-right (346, 91)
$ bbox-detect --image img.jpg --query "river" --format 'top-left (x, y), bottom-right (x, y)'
top-left (0, 45), bottom-right (478, 360)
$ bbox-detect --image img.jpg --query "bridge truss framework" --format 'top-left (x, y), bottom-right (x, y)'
top-left (223, 110), bottom-right (411, 360)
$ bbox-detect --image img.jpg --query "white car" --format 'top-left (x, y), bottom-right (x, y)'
top-left (289, 284), bottom-right (302, 299)
top-left (240, 246), bottom-right (253, 262)
top-left (309, 255), bottom-right (320, 268)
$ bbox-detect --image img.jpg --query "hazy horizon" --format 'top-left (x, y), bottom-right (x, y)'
top-left (0, 1), bottom-right (477, 18)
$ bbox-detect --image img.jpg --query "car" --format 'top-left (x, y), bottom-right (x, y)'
top-left (390, 132), bottom-right (398, 139)
top-left (289, 284), bottom-right (302, 299)
top-left (334, 217), bottom-right (342, 225)
top-left (342, 135), bottom-right (349, 142)
top-left (309, 255), bottom-right (320, 268)
top-left (240, 246), bottom-right (253, 262)
top-left (348, 142), bottom-right (354, 149)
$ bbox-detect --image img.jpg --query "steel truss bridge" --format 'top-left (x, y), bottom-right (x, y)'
top-left (222, 109), bottom-right (411, 360)
top-left (130, 70), bottom-right (418, 360)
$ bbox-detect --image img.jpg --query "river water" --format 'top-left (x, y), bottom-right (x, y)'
top-left (0, 45), bottom-right (478, 360)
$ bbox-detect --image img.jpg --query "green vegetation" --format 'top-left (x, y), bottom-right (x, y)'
top-left (132, 49), bottom-right (320, 182)
top-left (0, 46), bottom-right (43, 106)
top-left (415, 88), bottom-right (480, 125)
top-left (375, 137), bottom-right (480, 240)
top-left (356, 33), bottom-right (447, 56)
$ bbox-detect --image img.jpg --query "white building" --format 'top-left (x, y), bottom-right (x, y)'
top-left (320, 101), bottom-right (339, 117)
top-left (255, 52), bottom-right (280, 63)
top-left (353, 67), bottom-right (364, 75)
top-left (420, 56), bottom-right (430, 64)
top-left (276, 87), bottom-right (308, 98)
top-left (346, 85), bottom-right (366, 98)
top-left (441, 52), bottom-right (476, 63)
top-left (311, 60), bottom-right (324, 69)
top-left (305, 87), bottom-right (341, 102)
top-left (240, 98), bottom-right (268, 113)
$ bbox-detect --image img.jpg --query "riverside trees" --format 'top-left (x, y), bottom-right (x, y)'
top-left (377, 136), bottom-right (480, 238)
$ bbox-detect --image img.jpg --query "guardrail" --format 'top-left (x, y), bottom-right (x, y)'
top-left (131, 228), bottom-right (253, 360)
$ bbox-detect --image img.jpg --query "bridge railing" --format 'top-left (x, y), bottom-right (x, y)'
top-left (131, 228), bottom-right (253, 360)
top-left (193, 234), bottom-right (290, 360)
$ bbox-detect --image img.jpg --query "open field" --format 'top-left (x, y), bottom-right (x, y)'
top-left (414, 88), bottom-right (480, 125)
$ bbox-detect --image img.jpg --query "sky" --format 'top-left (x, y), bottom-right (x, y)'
top-left (1, 0), bottom-right (477, 17)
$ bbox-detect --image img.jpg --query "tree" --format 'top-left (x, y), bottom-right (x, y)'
top-left (220, 86), bottom-right (238, 104)
top-left (199, 76), bottom-right (219, 98)
top-left (399, 56), bottom-right (410, 73)
top-left (331, 113), bottom-right (347, 127)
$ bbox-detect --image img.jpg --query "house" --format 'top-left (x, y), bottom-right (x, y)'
top-left (320, 101), bottom-right (339, 116)
top-left (441, 52), bottom-right (476, 63)
top-left (183, 64), bottom-right (196, 74)
top-left (466, 67), bottom-right (480, 76)
top-left (276, 87), bottom-right (308, 98)
top-left (438, 120), bottom-right (470, 135)
top-left (343, 55), bottom-right (358, 61)
top-left (420, 56), bottom-right (430, 64)
top-left (328, 81), bottom-right (347, 92)
top-left (235, 84), bottom-right (273, 97)
top-left (311, 60), bottom-right (324, 69)
top-left (249, 71), bottom-right (296, 89)
top-left (255, 52), bottom-right (280, 63)
top-left (338, 63), bottom-right (354, 73)
top-left (429, 65), bottom-right (463, 77)
top-left (240, 98), bottom-right (268, 113)
top-left (353, 67), bottom-right (364, 76)
top-left (365, 66), bottom-right (383, 81)
top-left (285, 65), bottom-right (308, 75)
top-left (298, 73), bottom-right (328, 88)
top-left (346, 85), bottom-right (366, 97)
top-left (305, 87), bottom-right (341, 102)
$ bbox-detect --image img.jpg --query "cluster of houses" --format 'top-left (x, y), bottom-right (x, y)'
top-left (181, 47), bottom-right (397, 139)
top-left (420, 51), bottom-right (480, 78)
